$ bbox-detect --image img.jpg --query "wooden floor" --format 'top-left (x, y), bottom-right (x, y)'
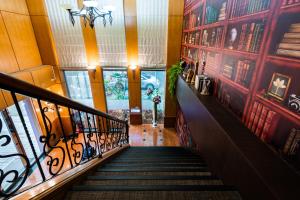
top-left (129, 124), bottom-right (180, 147)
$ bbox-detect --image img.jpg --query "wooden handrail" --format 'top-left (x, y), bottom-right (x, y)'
top-left (0, 73), bottom-right (125, 123)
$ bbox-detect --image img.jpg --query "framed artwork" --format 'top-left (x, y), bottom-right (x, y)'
top-left (267, 73), bottom-right (291, 101)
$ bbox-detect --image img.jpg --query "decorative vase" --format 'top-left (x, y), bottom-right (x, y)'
top-left (152, 103), bottom-right (158, 127)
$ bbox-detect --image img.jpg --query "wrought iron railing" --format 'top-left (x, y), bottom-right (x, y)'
top-left (0, 73), bottom-right (129, 197)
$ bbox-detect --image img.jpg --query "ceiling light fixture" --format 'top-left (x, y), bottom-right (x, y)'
top-left (65, 0), bottom-right (113, 29)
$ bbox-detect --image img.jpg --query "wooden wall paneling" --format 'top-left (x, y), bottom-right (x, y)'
top-left (0, 13), bottom-right (19, 73)
top-left (30, 16), bottom-right (59, 66)
top-left (164, 0), bottom-right (184, 127)
top-left (1, 11), bottom-right (42, 69)
top-left (25, 0), bottom-right (47, 16)
top-left (124, 0), bottom-right (142, 124)
top-left (77, 0), bottom-right (107, 113)
top-left (2, 71), bottom-right (34, 106)
top-left (0, 0), bottom-right (29, 15)
top-left (0, 91), bottom-right (8, 110)
top-left (31, 65), bottom-right (56, 88)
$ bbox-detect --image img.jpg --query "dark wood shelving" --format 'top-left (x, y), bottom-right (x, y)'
top-left (280, 3), bottom-right (300, 14)
top-left (219, 76), bottom-right (249, 94)
top-left (182, 56), bottom-right (195, 63)
top-left (223, 48), bottom-right (259, 60)
top-left (181, 0), bottom-right (300, 152)
top-left (256, 94), bottom-right (300, 125)
top-left (202, 20), bottom-right (226, 29)
top-left (267, 55), bottom-right (300, 69)
top-left (228, 10), bottom-right (270, 24)
top-left (200, 46), bottom-right (222, 53)
top-left (182, 43), bottom-right (200, 49)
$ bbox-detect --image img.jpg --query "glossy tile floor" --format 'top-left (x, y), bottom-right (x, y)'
top-left (129, 124), bottom-right (180, 146)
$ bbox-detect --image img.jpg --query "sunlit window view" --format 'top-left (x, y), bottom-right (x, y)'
top-left (64, 71), bottom-right (94, 107)
top-left (103, 70), bottom-right (129, 120)
top-left (141, 71), bottom-right (166, 124)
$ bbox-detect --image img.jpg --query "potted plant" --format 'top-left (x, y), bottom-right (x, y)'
top-left (167, 61), bottom-right (184, 97)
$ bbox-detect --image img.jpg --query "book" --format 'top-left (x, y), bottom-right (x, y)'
top-left (245, 23), bottom-right (256, 51)
top-left (283, 128), bottom-right (298, 155)
top-left (254, 106), bottom-right (269, 137)
top-left (276, 49), bottom-right (300, 58)
top-left (278, 43), bottom-right (300, 51)
top-left (251, 103), bottom-right (263, 133)
top-left (282, 38), bottom-right (300, 44)
top-left (260, 111), bottom-right (280, 143)
top-left (283, 33), bottom-right (300, 39)
top-left (247, 101), bottom-right (259, 128)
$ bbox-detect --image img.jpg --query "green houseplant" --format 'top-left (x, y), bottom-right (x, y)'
top-left (167, 61), bottom-right (184, 97)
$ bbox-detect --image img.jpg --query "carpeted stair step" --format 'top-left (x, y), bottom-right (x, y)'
top-left (96, 167), bottom-right (209, 172)
top-left (71, 184), bottom-right (237, 192)
top-left (102, 163), bottom-right (206, 167)
top-left (93, 171), bottom-right (213, 176)
top-left (65, 191), bottom-right (242, 200)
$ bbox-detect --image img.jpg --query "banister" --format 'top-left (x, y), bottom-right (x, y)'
top-left (0, 72), bottom-right (129, 198)
top-left (0, 73), bottom-right (125, 123)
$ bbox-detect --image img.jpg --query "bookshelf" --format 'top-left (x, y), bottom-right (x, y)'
top-left (181, 0), bottom-right (300, 168)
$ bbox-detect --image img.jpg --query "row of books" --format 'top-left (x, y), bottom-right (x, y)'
top-left (202, 27), bottom-right (223, 48)
top-left (222, 59), bottom-right (254, 87)
top-left (183, 32), bottom-right (201, 45)
top-left (276, 23), bottom-right (300, 59)
top-left (247, 101), bottom-right (280, 143)
top-left (228, 21), bottom-right (265, 53)
top-left (206, 52), bottom-right (221, 72)
top-left (282, 0), bottom-right (300, 6)
top-left (218, 2), bottom-right (227, 21)
top-left (222, 64), bottom-right (234, 79)
top-left (183, 15), bottom-right (190, 30)
top-left (190, 7), bottom-right (203, 28)
top-left (182, 47), bottom-right (199, 60)
top-left (283, 128), bottom-right (300, 156)
top-left (230, 0), bottom-right (270, 18)
top-left (234, 60), bottom-right (254, 87)
top-left (205, 2), bottom-right (227, 25)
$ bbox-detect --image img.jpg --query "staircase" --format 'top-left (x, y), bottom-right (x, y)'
top-left (65, 147), bottom-right (242, 200)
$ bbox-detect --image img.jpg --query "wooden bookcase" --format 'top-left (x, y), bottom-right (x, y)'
top-left (181, 0), bottom-right (300, 160)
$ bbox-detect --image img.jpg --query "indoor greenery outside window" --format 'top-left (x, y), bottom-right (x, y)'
top-left (64, 71), bottom-right (94, 107)
top-left (103, 70), bottom-right (129, 120)
top-left (141, 70), bottom-right (166, 124)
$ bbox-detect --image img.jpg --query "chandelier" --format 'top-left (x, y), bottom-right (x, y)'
top-left (65, 0), bottom-right (113, 29)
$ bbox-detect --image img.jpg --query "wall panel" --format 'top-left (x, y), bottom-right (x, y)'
top-left (0, 0), bottom-right (29, 15)
top-left (2, 11), bottom-right (42, 69)
top-left (0, 14), bottom-right (19, 73)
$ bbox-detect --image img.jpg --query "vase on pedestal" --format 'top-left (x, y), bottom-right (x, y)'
top-left (152, 103), bottom-right (158, 127)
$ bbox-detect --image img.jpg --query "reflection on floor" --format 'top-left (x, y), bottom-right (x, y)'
top-left (129, 124), bottom-right (179, 146)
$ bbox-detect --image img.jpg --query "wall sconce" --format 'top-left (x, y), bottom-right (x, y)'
top-left (88, 65), bottom-right (97, 79)
top-left (129, 63), bottom-right (137, 80)
top-left (51, 66), bottom-right (56, 81)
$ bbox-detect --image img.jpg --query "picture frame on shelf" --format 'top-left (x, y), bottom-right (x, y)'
top-left (267, 73), bottom-right (291, 101)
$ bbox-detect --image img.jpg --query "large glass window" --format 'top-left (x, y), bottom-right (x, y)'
top-left (103, 70), bottom-right (129, 120)
top-left (141, 70), bottom-right (166, 124)
top-left (64, 71), bottom-right (94, 107)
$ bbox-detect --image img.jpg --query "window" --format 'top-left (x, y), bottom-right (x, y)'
top-left (103, 70), bottom-right (129, 120)
top-left (141, 70), bottom-right (166, 123)
top-left (64, 71), bottom-right (94, 107)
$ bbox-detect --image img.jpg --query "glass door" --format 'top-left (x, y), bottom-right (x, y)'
top-left (141, 70), bottom-right (166, 124)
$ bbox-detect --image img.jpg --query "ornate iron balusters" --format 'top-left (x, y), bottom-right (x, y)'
top-left (0, 117), bottom-right (30, 197)
top-left (91, 115), bottom-right (102, 158)
top-left (85, 113), bottom-right (97, 159)
top-left (68, 108), bottom-right (84, 165)
top-left (37, 100), bottom-right (65, 176)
